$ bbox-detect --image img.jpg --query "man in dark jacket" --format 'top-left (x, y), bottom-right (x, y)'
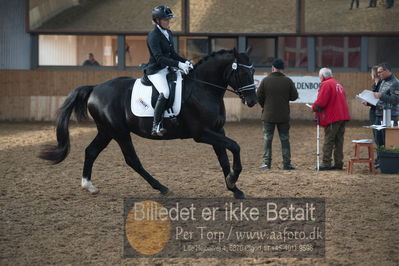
top-left (257, 58), bottom-right (298, 170)
top-left (373, 63), bottom-right (399, 150)
top-left (312, 68), bottom-right (350, 171)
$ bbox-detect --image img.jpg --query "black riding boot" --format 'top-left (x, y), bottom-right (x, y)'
top-left (151, 93), bottom-right (168, 136)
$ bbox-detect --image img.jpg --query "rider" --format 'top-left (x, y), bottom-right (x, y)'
top-left (145, 5), bottom-right (192, 136)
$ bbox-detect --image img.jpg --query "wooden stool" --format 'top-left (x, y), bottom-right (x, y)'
top-left (347, 142), bottom-right (376, 174)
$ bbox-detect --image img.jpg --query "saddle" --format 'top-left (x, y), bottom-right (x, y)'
top-left (141, 69), bottom-right (177, 112)
top-left (131, 68), bottom-right (183, 119)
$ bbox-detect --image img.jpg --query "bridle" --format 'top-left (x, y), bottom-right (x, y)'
top-left (186, 58), bottom-right (256, 99)
top-left (225, 60), bottom-right (257, 95)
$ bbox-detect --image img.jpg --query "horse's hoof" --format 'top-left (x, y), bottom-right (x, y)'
top-left (81, 178), bottom-right (99, 194)
top-left (233, 189), bottom-right (246, 199)
top-left (159, 186), bottom-right (169, 195)
top-left (82, 185), bottom-right (99, 194)
top-left (225, 174), bottom-right (236, 190)
top-left (89, 188), bottom-right (100, 195)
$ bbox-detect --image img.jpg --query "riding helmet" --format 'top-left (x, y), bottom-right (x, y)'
top-left (152, 5), bottom-right (175, 21)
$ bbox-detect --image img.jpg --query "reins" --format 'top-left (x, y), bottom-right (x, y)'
top-left (185, 75), bottom-right (239, 95)
top-left (185, 61), bottom-right (256, 97)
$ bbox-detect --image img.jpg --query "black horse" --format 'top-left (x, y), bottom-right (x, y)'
top-left (39, 49), bottom-right (257, 199)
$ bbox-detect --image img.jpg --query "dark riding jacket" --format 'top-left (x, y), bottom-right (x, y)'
top-left (144, 26), bottom-right (186, 75)
top-left (375, 74), bottom-right (399, 117)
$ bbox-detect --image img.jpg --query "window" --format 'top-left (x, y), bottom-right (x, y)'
top-left (38, 35), bottom-right (117, 66)
top-left (368, 37), bottom-right (399, 68)
top-left (316, 37), bottom-right (360, 68)
top-left (247, 38), bottom-right (276, 67)
top-left (179, 37), bottom-right (237, 64)
top-left (125, 36), bottom-right (149, 67)
top-left (179, 36), bottom-right (208, 64)
top-left (279, 37), bottom-right (308, 68)
top-left (210, 38), bottom-right (237, 52)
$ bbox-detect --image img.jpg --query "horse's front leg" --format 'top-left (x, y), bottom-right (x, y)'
top-left (195, 129), bottom-right (245, 199)
top-left (212, 144), bottom-right (244, 198)
top-left (212, 144), bottom-right (230, 178)
top-left (211, 129), bottom-right (242, 182)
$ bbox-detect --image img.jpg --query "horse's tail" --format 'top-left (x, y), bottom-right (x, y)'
top-left (39, 85), bottom-right (94, 164)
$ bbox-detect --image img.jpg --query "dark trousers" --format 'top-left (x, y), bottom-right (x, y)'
top-left (262, 121), bottom-right (291, 166)
top-left (368, 0), bottom-right (377, 7)
top-left (369, 108), bottom-right (378, 146)
top-left (387, 0), bottom-right (394, 7)
top-left (322, 121), bottom-right (346, 168)
top-left (350, 0), bottom-right (359, 8)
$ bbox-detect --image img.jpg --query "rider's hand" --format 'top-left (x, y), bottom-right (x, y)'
top-left (178, 61), bottom-right (191, 74)
top-left (185, 60), bottom-right (194, 69)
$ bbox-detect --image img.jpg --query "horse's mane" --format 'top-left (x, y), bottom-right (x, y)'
top-left (193, 49), bottom-right (233, 70)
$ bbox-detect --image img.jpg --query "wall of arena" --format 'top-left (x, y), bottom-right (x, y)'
top-left (0, 70), bottom-right (372, 121)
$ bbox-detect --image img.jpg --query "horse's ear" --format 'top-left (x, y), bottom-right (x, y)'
top-left (245, 46), bottom-right (252, 55)
top-left (233, 47), bottom-right (239, 57)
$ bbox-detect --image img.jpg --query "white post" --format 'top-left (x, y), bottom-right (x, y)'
top-left (316, 109), bottom-right (320, 171)
top-left (317, 123), bottom-right (320, 171)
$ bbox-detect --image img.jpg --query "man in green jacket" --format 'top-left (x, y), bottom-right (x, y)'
top-left (257, 58), bottom-right (299, 170)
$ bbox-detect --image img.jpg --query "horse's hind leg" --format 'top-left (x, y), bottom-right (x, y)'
top-left (82, 132), bottom-right (112, 194)
top-left (115, 136), bottom-right (169, 195)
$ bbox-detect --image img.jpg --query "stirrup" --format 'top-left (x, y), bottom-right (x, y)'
top-left (152, 123), bottom-right (167, 136)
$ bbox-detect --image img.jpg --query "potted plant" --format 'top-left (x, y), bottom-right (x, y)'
top-left (377, 146), bottom-right (399, 174)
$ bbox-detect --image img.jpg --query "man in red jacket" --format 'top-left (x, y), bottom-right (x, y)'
top-left (312, 68), bottom-right (350, 171)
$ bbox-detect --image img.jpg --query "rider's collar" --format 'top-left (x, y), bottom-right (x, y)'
top-left (156, 24), bottom-right (170, 40)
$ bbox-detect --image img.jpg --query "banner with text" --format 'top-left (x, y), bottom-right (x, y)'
top-left (123, 198), bottom-right (325, 258)
top-left (255, 75), bottom-right (320, 103)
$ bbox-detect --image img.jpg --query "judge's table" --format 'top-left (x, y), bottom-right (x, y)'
top-left (385, 127), bottom-right (399, 149)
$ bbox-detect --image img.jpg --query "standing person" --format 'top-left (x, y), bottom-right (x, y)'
top-left (144, 5), bottom-right (192, 136)
top-left (257, 58), bottom-right (298, 170)
top-left (361, 66), bottom-right (381, 168)
top-left (312, 68), bottom-right (350, 171)
top-left (83, 53), bottom-right (100, 66)
top-left (362, 66), bottom-right (382, 125)
top-left (373, 63), bottom-right (399, 149)
top-left (386, 0), bottom-right (394, 8)
top-left (350, 0), bottom-right (360, 9)
top-left (367, 0), bottom-right (377, 7)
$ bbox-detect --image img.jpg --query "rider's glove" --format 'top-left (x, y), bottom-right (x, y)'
top-left (185, 60), bottom-right (194, 69)
top-left (178, 61), bottom-right (191, 74)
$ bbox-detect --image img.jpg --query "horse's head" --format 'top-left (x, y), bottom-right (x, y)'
top-left (222, 49), bottom-right (258, 107)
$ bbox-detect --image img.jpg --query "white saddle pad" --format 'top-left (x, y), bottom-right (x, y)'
top-left (131, 72), bottom-right (183, 117)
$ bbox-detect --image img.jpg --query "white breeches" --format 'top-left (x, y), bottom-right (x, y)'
top-left (147, 67), bottom-right (170, 99)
